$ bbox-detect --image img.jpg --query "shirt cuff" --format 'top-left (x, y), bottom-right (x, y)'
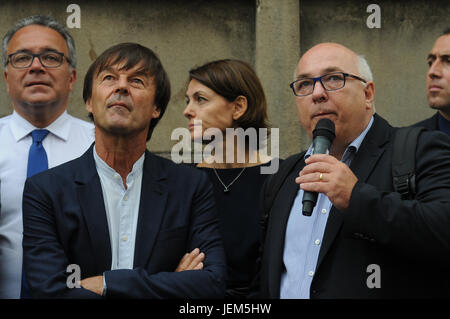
top-left (102, 273), bottom-right (107, 296)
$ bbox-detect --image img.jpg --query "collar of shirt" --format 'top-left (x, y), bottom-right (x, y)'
top-left (304, 115), bottom-right (374, 166)
top-left (92, 145), bottom-right (145, 271)
top-left (10, 110), bottom-right (72, 142)
top-left (438, 112), bottom-right (450, 136)
top-left (93, 144), bottom-right (145, 188)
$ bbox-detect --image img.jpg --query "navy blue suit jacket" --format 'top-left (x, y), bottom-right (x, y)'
top-left (413, 112), bottom-right (439, 130)
top-left (22, 144), bottom-right (226, 298)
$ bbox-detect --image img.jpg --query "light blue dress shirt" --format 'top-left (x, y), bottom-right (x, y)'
top-left (280, 116), bottom-right (374, 299)
top-left (93, 146), bottom-right (144, 271)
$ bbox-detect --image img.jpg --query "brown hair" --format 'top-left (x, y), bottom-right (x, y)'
top-left (189, 59), bottom-right (269, 148)
top-left (83, 42), bottom-right (171, 141)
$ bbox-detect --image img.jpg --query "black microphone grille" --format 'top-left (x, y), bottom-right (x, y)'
top-left (313, 118), bottom-right (336, 142)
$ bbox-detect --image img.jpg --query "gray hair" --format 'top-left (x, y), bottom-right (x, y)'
top-left (2, 15), bottom-right (77, 70)
top-left (356, 54), bottom-right (376, 112)
top-left (356, 54), bottom-right (373, 83)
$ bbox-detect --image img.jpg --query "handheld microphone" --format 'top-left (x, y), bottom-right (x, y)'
top-left (302, 118), bottom-right (335, 216)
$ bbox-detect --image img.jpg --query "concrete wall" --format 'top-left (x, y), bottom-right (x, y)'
top-left (300, 0), bottom-right (450, 131)
top-left (0, 0), bottom-right (256, 157)
top-left (0, 0), bottom-right (449, 158)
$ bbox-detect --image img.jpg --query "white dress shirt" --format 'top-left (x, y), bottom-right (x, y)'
top-left (0, 111), bottom-right (94, 298)
top-left (93, 146), bottom-right (143, 271)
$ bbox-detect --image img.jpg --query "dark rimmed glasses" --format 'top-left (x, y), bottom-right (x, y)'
top-left (7, 50), bottom-right (71, 69)
top-left (290, 72), bottom-right (367, 96)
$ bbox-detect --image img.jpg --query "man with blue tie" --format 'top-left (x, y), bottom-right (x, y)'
top-left (21, 42), bottom-right (226, 298)
top-left (0, 16), bottom-right (94, 298)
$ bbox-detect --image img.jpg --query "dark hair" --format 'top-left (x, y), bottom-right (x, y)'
top-left (443, 28), bottom-right (450, 35)
top-left (83, 43), bottom-right (170, 141)
top-left (2, 15), bottom-right (76, 69)
top-left (188, 59), bottom-right (269, 148)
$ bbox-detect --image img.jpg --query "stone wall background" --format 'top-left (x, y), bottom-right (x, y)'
top-left (1, 0), bottom-right (448, 158)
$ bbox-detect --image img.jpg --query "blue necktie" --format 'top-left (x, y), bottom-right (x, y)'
top-left (21, 129), bottom-right (50, 298)
top-left (27, 129), bottom-right (50, 178)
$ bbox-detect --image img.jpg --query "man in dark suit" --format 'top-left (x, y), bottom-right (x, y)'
top-left (22, 43), bottom-right (226, 298)
top-left (257, 42), bottom-right (450, 298)
top-left (414, 28), bottom-right (450, 136)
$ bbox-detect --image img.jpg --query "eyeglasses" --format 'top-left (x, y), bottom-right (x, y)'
top-left (290, 72), bottom-right (367, 96)
top-left (7, 50), bottom-right (71, 69)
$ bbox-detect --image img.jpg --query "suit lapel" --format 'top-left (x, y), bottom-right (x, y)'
top-left (75, 144), bottom-right (112, 273)
top-left (316, 114), bottom-right (391, 270)
top-left (133, 151), bottom-right (168, 268)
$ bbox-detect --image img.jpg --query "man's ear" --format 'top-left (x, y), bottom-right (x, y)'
top-left (364, 81), bottom-right (375, 110)
top-left (86, 98), bottom-right (92, 113)
top-left (232, 95), bottom-right (248, 121)
top-left (68, 69), bottom-right (77, 92)
top-left (4, 71), bottom-right (10, 94)
top-left (152, 105), bottom-right (161, 119)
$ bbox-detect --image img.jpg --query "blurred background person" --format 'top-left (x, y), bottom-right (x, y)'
top-left (414, 28), bottom-right (450, 136)
top-left (183, 59), bottom-right (279, 298)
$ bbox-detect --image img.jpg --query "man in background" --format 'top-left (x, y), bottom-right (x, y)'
top-left (414, 28), bottom-right (450, 136)
top-left (0, 15), bottom-right (94, 298)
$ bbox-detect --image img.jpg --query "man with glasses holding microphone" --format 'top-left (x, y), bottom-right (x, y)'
top-left (256, 42), bottom-right (450, 298)
top-left (0, 16), bottom-right (94, 298)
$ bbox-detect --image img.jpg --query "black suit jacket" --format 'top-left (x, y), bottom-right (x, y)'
top-left (413, 112), bottom-right (439, 131)
top-left (259, 114), bottom-right (450, 298)
top-left (22, 144), bottom-right (226, 298)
